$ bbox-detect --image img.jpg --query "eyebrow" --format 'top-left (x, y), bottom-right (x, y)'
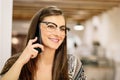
top-left (41, 21), bottom-right (57, 27)
top-left (60, 25), bottom-right (66, 28)
top-left (42, 21), bottom-right (66, 27)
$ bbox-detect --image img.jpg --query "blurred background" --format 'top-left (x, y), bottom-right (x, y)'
top-left (1, 0), bottom-right (120, 80)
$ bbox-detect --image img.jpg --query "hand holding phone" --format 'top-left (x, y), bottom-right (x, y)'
top-left (34, 39), bottom-right (42, 54)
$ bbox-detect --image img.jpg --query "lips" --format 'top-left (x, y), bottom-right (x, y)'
top-left (49, 38), bottom-right (59, 43)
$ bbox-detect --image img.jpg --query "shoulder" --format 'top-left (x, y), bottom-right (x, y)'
top-left (67, 54), bottom-right (86, 80)
top-left (0, 53), bottom-right (21, 75)
top-left (67, 54), bottom-right (82, 79)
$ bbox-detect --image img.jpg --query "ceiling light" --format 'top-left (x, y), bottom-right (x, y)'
top-left (74, 24), bottom-right (84, 31)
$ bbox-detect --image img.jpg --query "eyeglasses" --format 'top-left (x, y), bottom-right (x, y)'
top-left (40, 21), bottom-right (69, 34)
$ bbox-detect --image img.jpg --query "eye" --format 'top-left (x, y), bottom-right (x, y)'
top-left (60, 27), bottom-right (66, 31)
top-left (47, 24), bottom-right (56, 29)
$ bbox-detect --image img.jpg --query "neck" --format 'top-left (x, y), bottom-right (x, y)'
top-left (38, 48), bottom-right (56, 65)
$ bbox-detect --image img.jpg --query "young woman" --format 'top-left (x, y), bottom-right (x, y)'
top-left (0, 6), bottom-right (85, 80)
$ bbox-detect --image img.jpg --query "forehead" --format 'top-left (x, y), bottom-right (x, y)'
top-left (43, 15), bottom-right (65, 25)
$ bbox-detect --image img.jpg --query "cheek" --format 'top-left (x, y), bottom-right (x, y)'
top-left (40, 26), bottom-right (48, 38)
top-left (61, 36), bottom-right (66, 43)
top-left (41, 30), bottom-right (47, 41)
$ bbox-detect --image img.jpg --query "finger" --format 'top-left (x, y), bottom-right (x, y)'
top-left (28, 37), bottom-right (37, 45)
top-left (31, 54), bottom-right (37, 59)
top-left (31, 49), bottom-right (38, 58)
top-left (31, 55), bottom-right (36, 59)
top-left (32, 48), bottom-right (38, 53)
top-left (32, 43), bottom-right (44, 51)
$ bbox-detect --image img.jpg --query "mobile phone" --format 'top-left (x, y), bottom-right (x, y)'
top-left (33, 24), bottom-right (42, 54)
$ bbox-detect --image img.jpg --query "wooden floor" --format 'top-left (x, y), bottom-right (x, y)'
top-left (84, 65), bottom-right (114, 80)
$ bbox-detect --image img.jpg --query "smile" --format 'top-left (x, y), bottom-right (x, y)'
top-left (49, 38), bottom-right (60, 43)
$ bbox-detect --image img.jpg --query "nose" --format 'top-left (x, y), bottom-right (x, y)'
top-left (54, 28), bottom-right (62, 35)
top-left (56, 27), bottom-right (61, 32)
top-left (53, 27), bottom-right (65, 36)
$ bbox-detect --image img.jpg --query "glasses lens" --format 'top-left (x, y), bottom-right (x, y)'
top-left (47, 23), bottom-right (56, 31)
top-left (41, 21), bottom-right (66, 35)
top-left (60, 27), bottom-right (66, 32)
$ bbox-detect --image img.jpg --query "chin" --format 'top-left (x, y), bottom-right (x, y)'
top-left (49, 44), bottom-right (61, 50)
top-left (51, 45), bottom-right (60, 50)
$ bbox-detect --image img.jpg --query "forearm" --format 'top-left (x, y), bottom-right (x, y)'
top-left (1, 38), bottom-right (42, 80)
top-left (1, 60), bottom-right (24, 80)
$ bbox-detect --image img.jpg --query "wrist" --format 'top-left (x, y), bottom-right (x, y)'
top-left (16, 58), bottom-right (25, 66)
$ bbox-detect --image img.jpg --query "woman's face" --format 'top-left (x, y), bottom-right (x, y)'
top-left (40, 15), bottom-right (66, 50)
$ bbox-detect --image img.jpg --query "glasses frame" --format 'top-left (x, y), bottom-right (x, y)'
top-left (40, 21), bottom-right (69, 33)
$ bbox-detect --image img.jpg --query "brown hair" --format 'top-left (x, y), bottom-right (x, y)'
top-left (0, 6), bottom-right (69, 80)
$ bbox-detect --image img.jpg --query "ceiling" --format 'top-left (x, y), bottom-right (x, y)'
top-left (13, 0), bottom-right (120, 22)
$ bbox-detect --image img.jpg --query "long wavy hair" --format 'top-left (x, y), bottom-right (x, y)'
top-left (19, 6), bottom-right (69, 80)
